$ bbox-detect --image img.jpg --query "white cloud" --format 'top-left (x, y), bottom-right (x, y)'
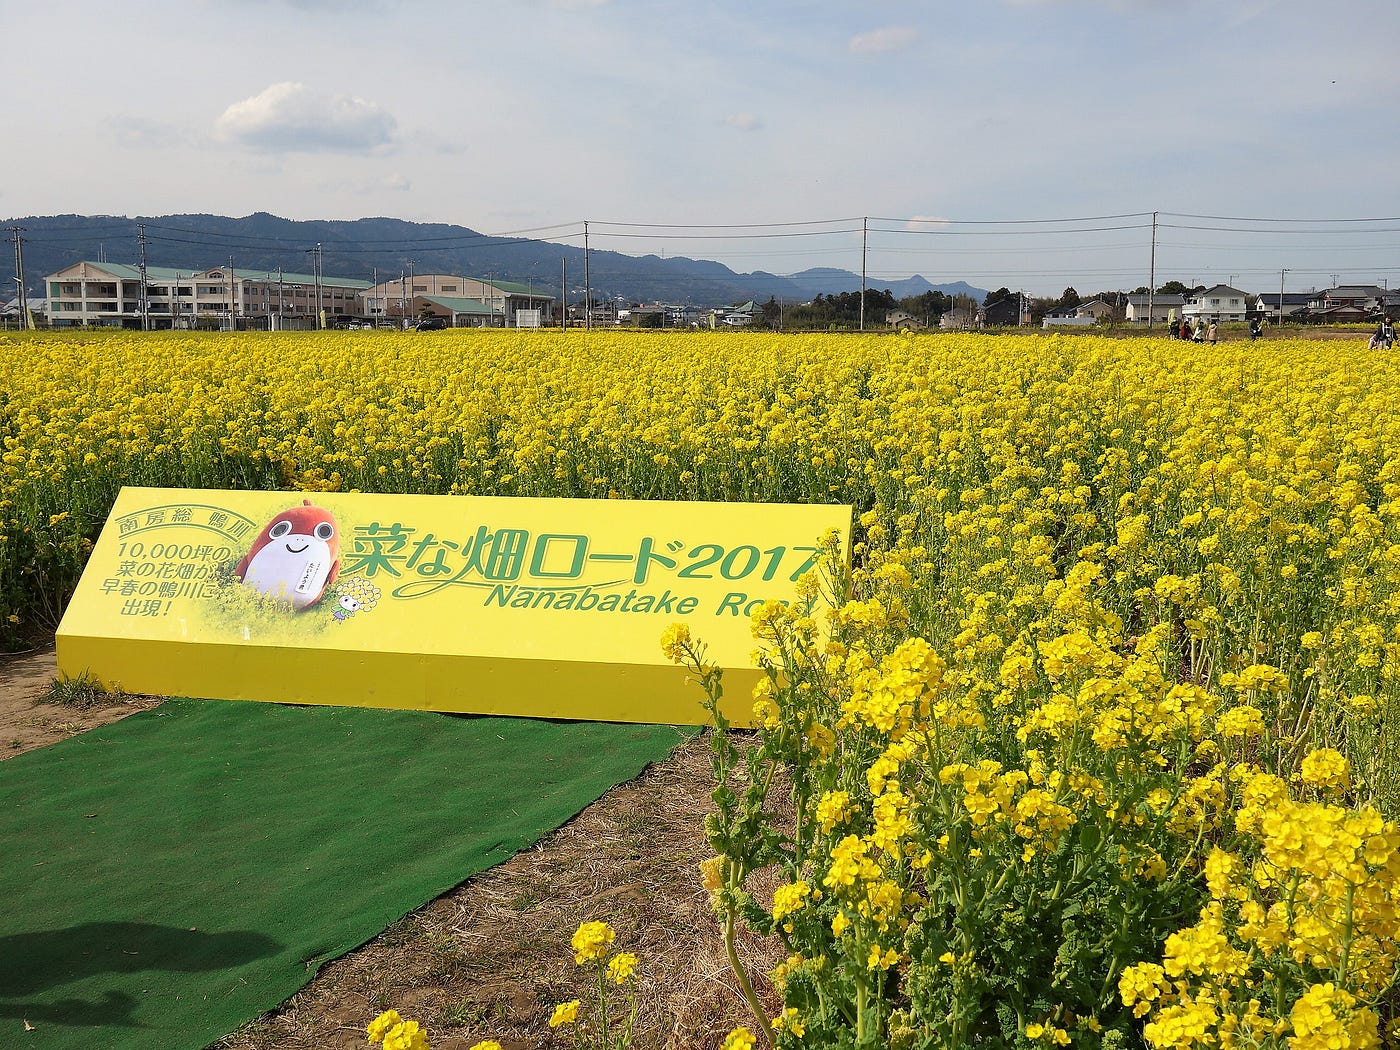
top-left (215, 82), bottom-right (396, 153)
top-left (904, 215), bottom-right (951, 229)
top-left (849, 26), bottom-right (918, 55)
top-left (724, 112), bottom-right (763, 131)
top-left (383, 173), bottom-right (411, 192)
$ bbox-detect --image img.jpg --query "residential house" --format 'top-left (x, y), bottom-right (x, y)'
top-left (885, 310), bottom-right (926, 329)
top-left (1075, 299), bottom-right (1116, 321)
top-left (983, 295), bottom-right (1029, 327)
top-left (1125, 294), bottom-right (1184, 326)
top-left (711, 301), bottom-right (758, 327)
top-left (939, 306), bottom-right (983, 331)
top-left (1043, 298), bottom-right (1114, 328)
top-left (1303, 285), bottom-right (1399, 323)
top-left (1252, 292), bottom-right (1312, 323)
top-left (1182, 285), bottom-right (1249, 325)
top-left (667, 304), bottom-right (705, 327)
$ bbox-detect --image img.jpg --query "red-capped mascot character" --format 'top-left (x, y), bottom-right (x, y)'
top-left (235, 500), bottom-right (340, 611)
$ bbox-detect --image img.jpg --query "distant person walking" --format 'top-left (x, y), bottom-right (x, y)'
top-left (1193, 320), bottom-right (1205, 342)
top-left (1249, 317), bottom-right (1262, 340)
top-left (1207, 321), bottom-right (1218, 344)
top-left (1180, 319), bottom-right (1192, 340)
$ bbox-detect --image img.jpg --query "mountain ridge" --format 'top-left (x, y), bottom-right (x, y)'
top-left (5, 212), bottom-right (989, 307)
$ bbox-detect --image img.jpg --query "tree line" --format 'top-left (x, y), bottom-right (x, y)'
top-left (746, 285), bottom-right (1144, 330)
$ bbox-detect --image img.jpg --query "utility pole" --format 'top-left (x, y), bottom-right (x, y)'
top-left (9, 225), bottom-right (27, 330)
top-left (860, 216), bottom-right (868, 333)
top-left (137, 223), bottom-right (150, 331)
top-left (561, 256), bottom-right (567, 330)
top-left (583, 221), bottom-right (591, 331)
top-left (277, 266), bottom-right (284, 329)
top-left (1279, 268), bottom-right (1289, 327)
top-left (1147, 210), bottom-right (1157, 330)
top-left (227, 256), bottom-right (236, 331)
top-left (315, 244), bottom-right (324, 328)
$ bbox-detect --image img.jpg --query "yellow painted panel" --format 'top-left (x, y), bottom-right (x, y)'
top-left (56, 489), bottom-right (851, 726)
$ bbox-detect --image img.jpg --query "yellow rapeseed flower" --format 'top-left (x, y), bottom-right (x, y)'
top-left (570, 920), bottom-right (616, 964)
top-left (548, 999), bottom-right (580, 1028)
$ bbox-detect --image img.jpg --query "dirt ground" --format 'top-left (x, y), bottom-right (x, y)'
top-left (0, 645), bottom-right (162, 757)
top-left (0, 646), bottom-right (779, 1050)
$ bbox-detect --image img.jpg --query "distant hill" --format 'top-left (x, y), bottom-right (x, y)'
top-left (5, 213), bottom-right (987, 308)
top-left (781, 267), bottom-right (987, 302)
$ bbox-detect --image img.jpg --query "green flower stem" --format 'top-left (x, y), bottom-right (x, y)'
top-left (724, 903), bottom-right (774, 1050)
top-left (595, 962), bottom-right (610, 1049)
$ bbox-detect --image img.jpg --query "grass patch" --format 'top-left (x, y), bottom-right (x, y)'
top-left (43, 670), bottom-right (128, 709)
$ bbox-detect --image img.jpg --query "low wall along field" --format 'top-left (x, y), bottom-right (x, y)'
top-left (5, 328), bottom-right (1400, 1048)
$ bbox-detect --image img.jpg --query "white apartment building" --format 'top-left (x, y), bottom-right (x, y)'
top-left (45, 261), bottom-right (371, 329)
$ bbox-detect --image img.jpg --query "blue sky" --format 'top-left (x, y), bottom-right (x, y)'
top-left (5, 0), bottom-right (1398, 295)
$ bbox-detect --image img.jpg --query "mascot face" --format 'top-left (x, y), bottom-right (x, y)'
top-left (235, 501), bottom-right (340, 611)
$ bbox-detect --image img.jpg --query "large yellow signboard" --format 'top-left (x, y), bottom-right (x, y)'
top-left (56, 488), bottom-right (851, 726)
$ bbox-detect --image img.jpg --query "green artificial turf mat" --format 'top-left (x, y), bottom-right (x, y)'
top-left (0, 698), bottom-right (690, 1049)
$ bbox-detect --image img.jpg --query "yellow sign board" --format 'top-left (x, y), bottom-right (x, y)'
top-left (56, 488), bottom-right (851, 726)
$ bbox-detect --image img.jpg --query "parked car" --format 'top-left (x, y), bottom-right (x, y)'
top-left (414, 317), bottom-right (448, 331)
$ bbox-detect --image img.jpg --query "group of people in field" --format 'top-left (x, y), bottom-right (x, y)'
top-left (1167, 315), bottom-right (1268, 343)
top-left (1162, 313), bottom-right (1395, 348)
top-left (1170, 316), bottom-right (1224, 343)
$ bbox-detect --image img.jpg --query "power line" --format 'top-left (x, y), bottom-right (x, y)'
top-left (589, 228), bottom-right (863, 241)
top-left (594, 217), bottom-right (861, 230)
top-left (1160, 222), bottom-right (1400, 235)
top-left (1161, 211), bottom-right (1400, 223)
top-left (871, 223), bottom-right (1154, 236)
